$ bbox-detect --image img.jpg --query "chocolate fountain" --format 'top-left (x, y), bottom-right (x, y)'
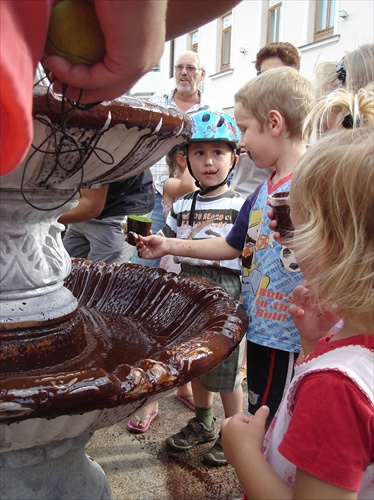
top-left (0, 87), bottom-right (246, 499)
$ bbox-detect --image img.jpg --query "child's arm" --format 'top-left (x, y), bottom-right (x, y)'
top-left (222, 408), bottom-right (356, 500)
top-left (163, 169), bottom-right (197, 206)
top-left (222, 407), bottom-right (294, 499)
top-left (136, 234), bottom-right (241, 261)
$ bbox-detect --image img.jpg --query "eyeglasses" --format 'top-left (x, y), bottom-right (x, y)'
top-left (174, 65), bottom-right (202, 73)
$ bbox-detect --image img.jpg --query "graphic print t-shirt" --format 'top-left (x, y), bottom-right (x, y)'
top-left (227, 174), bottom-right (304, 352)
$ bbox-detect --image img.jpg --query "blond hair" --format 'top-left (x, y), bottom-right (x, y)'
top-left (303, 83), bottom-right (374, 136)
top-left (315, 43), bottom-right (374, 97)
top-left (234, 67), bottom-right (315, 140)
top-left (291, 128), bottom-right (374, 329)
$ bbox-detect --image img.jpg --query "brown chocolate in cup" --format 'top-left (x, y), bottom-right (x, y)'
top-left (126, 215), bottom-right (152, 246)
top-left (268, 191), bottom-right (294, 238)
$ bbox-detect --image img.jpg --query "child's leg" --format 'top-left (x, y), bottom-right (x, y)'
top-left (200, 339), bottom-right (245, 467)
top-left (246, 340), bottom-right (297, 425)
top-left (165, 377), bottom-right (216, 452)
top-left (191, 377), bottom-right (214, 409)
top-left (220, 385), bottom-right (243, 417)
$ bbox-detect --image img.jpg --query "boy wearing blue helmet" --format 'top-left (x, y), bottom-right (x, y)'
top-left (137, 67), bottom-right (314, 437)
top-left (163, 110), bottom-right (245, 466)
top-left (134, 110), bottom-right (245, 466)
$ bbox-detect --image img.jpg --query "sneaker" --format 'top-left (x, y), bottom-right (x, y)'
top-left (202, 437), bottom-right (227, 466)
top-left (166, 417), bottom-right (216, 452)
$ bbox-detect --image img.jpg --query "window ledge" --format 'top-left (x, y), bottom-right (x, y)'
top-left (209, 68), bottom-right (234, 79)
top-left (299, 34), bottom-right (340, 53)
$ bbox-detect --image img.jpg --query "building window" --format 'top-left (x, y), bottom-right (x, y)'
top-left (221, 13), bottom-right (232, 72)
top-left (267, 1), bottom-right (282, 43)
top-left (190, 30), bottom-right (199, 53)
top-left (314, 0), bottom-right (336, 41)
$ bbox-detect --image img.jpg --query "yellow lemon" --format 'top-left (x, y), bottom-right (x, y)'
top-left (45, 0), bottom-right (106, 66)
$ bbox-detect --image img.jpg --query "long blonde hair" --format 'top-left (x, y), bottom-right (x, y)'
top-left (315, 43), bottom-right (374, 97)
top-left (291, 128), bottom-right (374, 329)
top-left (303, 83), bottom-right (374, 136)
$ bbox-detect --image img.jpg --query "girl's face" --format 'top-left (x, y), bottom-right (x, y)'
top-left (234, 102), bottom-right (275, 169)
top-left (188, 141), bottom-right (234, 190)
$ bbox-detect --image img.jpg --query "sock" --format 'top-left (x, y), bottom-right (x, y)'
top-left (195, 406), bottom-right (214, 428)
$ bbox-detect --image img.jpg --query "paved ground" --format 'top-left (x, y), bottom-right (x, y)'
top-left (87, 380), bottom-right (249, 500)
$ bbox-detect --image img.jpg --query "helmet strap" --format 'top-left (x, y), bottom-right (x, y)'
top-left (186, 152), bottom-right (238, 226)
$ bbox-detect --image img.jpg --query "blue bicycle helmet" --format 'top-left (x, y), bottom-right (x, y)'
top-left (184, 111), bottom-right (241, 225)
top-left (188, 111), bottom-right (241, 151)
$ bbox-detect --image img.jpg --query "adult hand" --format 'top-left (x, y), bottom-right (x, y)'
top-left (44, 0), bottom-right (167, 103)
top-left (289, 284), bottom-right (342, 355)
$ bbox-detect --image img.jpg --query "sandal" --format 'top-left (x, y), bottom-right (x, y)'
top-left (127, 408), bottom-right (158, 434)
top-left (174, 393), bottom-right (195, 411)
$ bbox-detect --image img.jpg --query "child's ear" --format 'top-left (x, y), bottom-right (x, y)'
top-left (267, 110), bottom-right (284, 136)
top-left (177, 152), bottom-right (188, 168)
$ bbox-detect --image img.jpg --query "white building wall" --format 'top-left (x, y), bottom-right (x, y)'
top-left (130, 0), bottom-right (373, 113)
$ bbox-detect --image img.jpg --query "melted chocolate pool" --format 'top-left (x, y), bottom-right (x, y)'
top-left (0, 260), bottom-right (246, 424)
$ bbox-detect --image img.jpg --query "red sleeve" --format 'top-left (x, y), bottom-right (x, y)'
top-left (279, 371), bottom-right (373, 491)
top-left (0, 1), bottom-right (53, 175)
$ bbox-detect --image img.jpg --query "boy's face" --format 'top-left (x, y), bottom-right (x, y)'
top-left (234, 102), bottom-right (274, 169)
top-left (187, 141), bottom-right (234, 190)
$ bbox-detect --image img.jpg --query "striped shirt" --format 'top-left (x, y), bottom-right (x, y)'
top-left (161, 189), bottom-right (244, 272)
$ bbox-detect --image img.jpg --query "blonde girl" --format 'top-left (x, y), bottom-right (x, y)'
top-left (222, 127), bottom-right (373, 500)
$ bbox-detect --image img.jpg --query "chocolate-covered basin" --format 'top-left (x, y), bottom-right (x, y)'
top-left (0, 259), bottom-right (246, 434)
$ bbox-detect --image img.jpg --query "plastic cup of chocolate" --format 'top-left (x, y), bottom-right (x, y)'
top-left (125, 215), bottom-right (152, 246)
top-left (268, 191), bottom-right (294, 238)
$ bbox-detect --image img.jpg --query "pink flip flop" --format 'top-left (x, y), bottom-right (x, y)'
top-left (174, 393), bottom-right (195, 411)
top-left (126, 409), bottom-right (158, 434)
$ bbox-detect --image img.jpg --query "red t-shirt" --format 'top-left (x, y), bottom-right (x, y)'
top-left (243, 335), bottom-right (373, 499)
top-left (280, 334), bottom-right (373, 491)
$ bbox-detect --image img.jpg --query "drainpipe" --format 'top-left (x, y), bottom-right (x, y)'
top-left (169, 39), bottom-right (175, 78)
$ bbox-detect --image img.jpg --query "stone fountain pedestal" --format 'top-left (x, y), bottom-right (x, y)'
top-left (0, 88), bottom-right (246, 499)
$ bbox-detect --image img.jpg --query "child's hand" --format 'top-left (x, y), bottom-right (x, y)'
top-left (289, 284), bottom-right (342, 355)
top-left (136, 234), bottom-right (168, 259)
top-left (221, 406), bottom-right (269, 468)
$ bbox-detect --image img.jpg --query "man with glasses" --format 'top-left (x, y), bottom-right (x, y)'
top-left (132, 51), bottom-right (212, 268)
